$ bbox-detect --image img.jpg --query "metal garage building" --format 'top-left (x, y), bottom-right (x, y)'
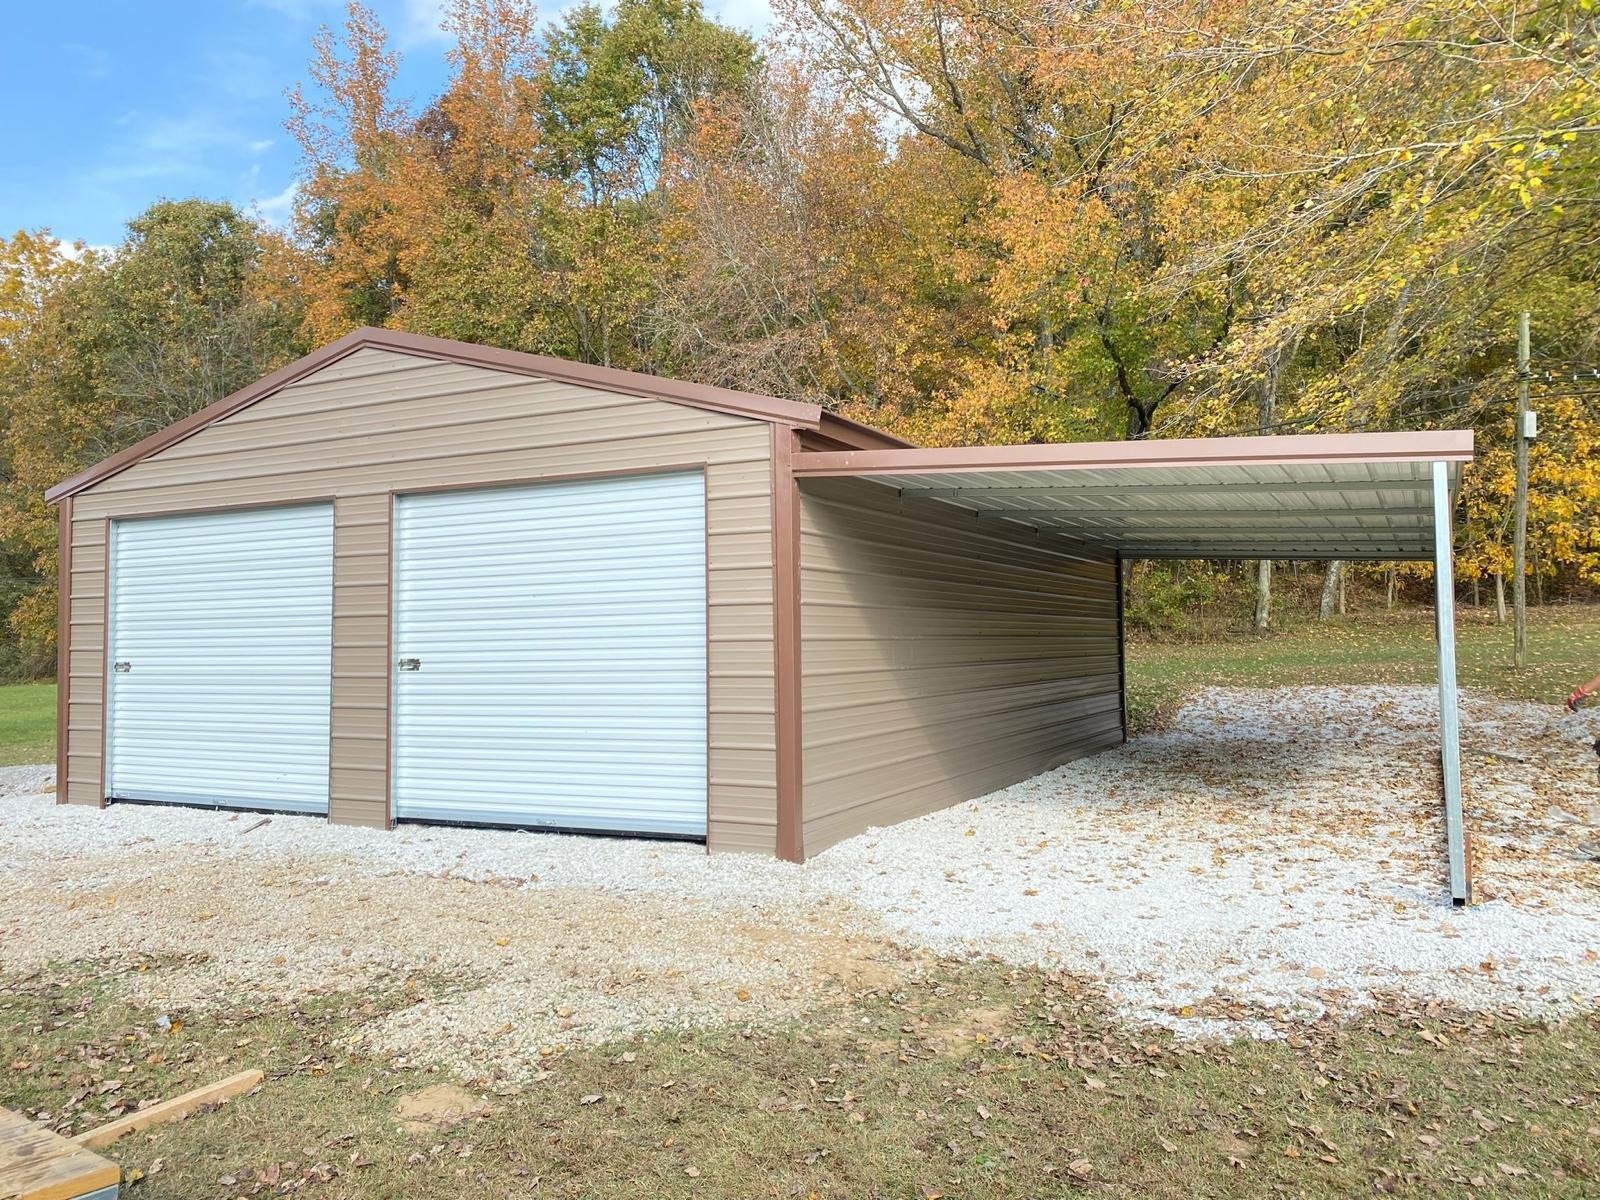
top-left (48, 328), bottom-right (1475, 901)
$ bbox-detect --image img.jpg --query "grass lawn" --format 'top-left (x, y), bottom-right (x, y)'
top-left (4, 960), bottom-right (1598, 1199)
top-left (0, 680), bottom-right (54, 766)
top-left (1126, 602), bottom-right (1600, 731)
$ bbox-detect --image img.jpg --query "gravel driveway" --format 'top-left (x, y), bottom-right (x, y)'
top-left (3, 685), bottom-right (1598, 1075)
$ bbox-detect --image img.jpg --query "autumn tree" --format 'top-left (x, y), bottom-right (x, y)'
top-left (0, 201), bottom-right (305, 665)
top-left (291, 0), bottom-right (757, 366)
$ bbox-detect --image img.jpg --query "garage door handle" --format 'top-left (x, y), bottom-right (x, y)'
top-left (113, 661), bottom-right (132, 673)
top-left (398, 658), bottom-right (421, 671)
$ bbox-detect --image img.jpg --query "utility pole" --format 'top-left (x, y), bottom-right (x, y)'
top-left (1513, 311), bottom-right (1531, 670)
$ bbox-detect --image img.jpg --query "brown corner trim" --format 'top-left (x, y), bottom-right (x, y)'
top-left (98, 517), bottom-right (110, 808)
top-left (383, 493), bottom-right (397, 830)
top-left (54, 497), bottom-right (71, 804)
top-left (772, 427), bottom-right (804, 863)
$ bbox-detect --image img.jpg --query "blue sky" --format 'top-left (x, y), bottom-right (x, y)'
top-left (1, 0), bottom-right (772, 250)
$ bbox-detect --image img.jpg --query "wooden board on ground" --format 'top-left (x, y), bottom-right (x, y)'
top-left (72, 1070), bottom-right (262, 1151)
top-left (0, 1107), bottom-right (119, 1200)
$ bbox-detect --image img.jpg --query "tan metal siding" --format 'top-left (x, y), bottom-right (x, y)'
top-left (799, 477), bottom-right (1122, 856)
top-left (62, 348), bottom-right (777, 853)
top-left (330, 494), bottom-right (390, 828)
top-left (63, 517), bottom-right (105, 807)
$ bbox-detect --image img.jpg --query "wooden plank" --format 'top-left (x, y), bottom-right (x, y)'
top-left (72, 1070), bottom-right (262, 1151)
top-left (0, 1108), bottom-right (120, 1200)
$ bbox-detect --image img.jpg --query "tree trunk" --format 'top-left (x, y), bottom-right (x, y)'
top-left (1254, 560), bottom-right (1272, 635)
top-left (1495, 572), bottom-right (1508, 623)
top-left (1386, 568), bottom-right (1397, 611)
top-left (1319, 561), bottom-right (1344, 621)
top-left (1338, 563), bottom-right (1347, 615)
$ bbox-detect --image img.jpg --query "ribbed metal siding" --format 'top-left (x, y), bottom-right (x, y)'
top-left (65, 350), bottom-right (778, 852)
top-left (391, 471), bottom-right (708, 835)
top-left (799, 476), bottom-right (1122, 855)
top-left (106, 504), bottom-right (334, 812)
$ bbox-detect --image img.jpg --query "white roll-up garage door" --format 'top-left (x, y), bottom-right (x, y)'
top-left (391, 471), bottom-right (708, 836)
top-left (106, 503), bottom-right (334, 812)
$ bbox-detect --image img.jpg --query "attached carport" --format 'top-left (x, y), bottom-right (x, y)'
top-left (789, 430), bottom-right (1476, 905)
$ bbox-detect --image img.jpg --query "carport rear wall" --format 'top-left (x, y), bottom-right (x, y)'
top-left (60, 347), bottom-right (782, 854)
top-left (797, 477), bottom-right (1125, 856)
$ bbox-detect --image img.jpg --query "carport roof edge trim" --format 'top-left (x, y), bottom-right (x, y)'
top-left (43, 327), bottom-right (911, 504)
top-left (788, 429), bottom-right (1474, 477)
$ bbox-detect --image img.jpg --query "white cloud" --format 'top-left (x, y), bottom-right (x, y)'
top-left (53, 239), bottom-right (114, 262)
top-left (80, 111), bottom-right (290, 195)
top-left (252, 180), bottom-right (300, 228)
top-left (399, 0), bottom-right (450, 46)
top-left (703, 0), bottom-right (773, 34)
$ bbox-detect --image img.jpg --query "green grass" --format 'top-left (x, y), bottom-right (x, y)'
top-left (4, 960), bottom-right (1598, 1199)
top-left (0, 680), bottom-right (55, 766)
top-left (1127, 603), bottom-right (1600, 731)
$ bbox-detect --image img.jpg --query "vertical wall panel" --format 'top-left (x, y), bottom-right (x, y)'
top-left (330, 493), bottom-right (391, 827)
top-left (799, 477), bottom-right (1123, 856)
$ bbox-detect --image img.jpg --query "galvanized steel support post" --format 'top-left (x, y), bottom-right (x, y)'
top-left (1433, 460), bottom-right (1470, 905)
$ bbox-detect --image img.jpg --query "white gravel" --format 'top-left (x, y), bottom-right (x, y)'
top-left (812, 686), bottom-right (1600, 1036)
top-left (0, 762), bottom-right (54, 797)
top-left (3, 684), bottom-right (1599, 1068)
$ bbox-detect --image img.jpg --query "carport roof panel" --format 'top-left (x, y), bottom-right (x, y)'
top-left (791, 430), bottom-right (1473, 561)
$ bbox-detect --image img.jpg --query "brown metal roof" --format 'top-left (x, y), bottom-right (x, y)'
top-left (792, 430), bottom-right (1475, 562)
top-left (45, 327), bottom-right (911, 504)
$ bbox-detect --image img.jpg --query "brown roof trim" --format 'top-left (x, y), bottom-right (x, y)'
top-left (789, 430), bottom-right (1474, 478)
top-left (47, 327), bottom-right (912, 503)
top-left (813, 411), bottom-right (915, 451)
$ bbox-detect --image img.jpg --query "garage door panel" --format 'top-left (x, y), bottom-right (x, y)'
top-left (106, 504), bottom-right (333, 813)
top-left (392, 471), bottom-right (708, 836)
